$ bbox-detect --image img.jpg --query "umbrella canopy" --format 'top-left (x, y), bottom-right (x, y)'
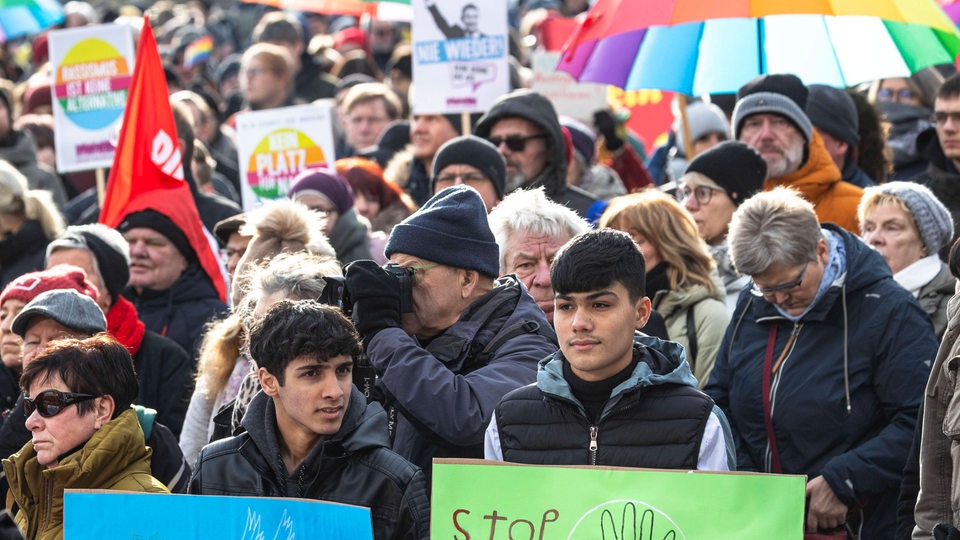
top-left (560, 14), bottom-right (960, 95)
top-left (0, 0), bottom-right (63, 42)
top-left (560, 0), bottom-right (960, 95)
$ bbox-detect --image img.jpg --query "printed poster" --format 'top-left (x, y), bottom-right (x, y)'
top-left (432, 459), bottom-right (806, 539)
top-left (235, 103), bottom-right (337, 210)
top-left (530, 50), bottom-right (608, 126)
top-left (63, 490), bottom-right (373, 539)
top-left (412, 0), bottom-right (509, 114)
top-left (48, 24), bottom-right (135, 173)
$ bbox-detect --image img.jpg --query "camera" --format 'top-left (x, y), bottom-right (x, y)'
top-left (317, 262), bottom-right (414, 317)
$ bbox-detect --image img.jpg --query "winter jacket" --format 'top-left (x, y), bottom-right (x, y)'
top-left (894, 257), bottom-right (955, 341)
top-left (384, 149), bottom-right (432, 208)
top-left (913, 292), bottom-right (960, 538)
top-left (370, 199), bottom-right (414, 235)
top-left (763, 131), bottom-right (863, 234)
top-left (365, 275), bottom-right (558, 477)
top-left (189, 391), bottom-right (430, 540)
top-left (328, 208), bottom-right (373, 265)
top-left (3, 408), bottom-right (168, 540)
top-left (123, 264), bottom-right (228, 359)
top-left (705, 225), bottom-right (936, 538)
top-left (132, 331), bottom-right (192, 436)
top-left (179, 354), bottom-right (254, 466)
top-left (0, 130), bottom-right (65, 209)
top-left (488, 335), bottom-right (734, 470)
top-left (474, 89), bottom-right (598, 216)
top-left (0, 221), bottom-right (48, 291)
top-left (653, 274), bottom-right (729, 388)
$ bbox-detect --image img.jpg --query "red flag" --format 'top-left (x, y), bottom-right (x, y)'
top-left (99, 18), bottom-right (226, 302)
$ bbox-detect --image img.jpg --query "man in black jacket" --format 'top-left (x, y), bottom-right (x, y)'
top-left (189, 300), bottom-right (430, 540)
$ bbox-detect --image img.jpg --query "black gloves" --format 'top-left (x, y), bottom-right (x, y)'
top-left (593, 110), bottom-right (625, 152)
top-left (344, 260), bottom-right (403, 339)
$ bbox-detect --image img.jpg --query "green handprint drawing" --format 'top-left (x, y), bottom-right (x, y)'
top-left (568, 500), bottom-right (684, 540)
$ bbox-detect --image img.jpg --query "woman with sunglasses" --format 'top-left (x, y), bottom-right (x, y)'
top-left (704, 188), bottom-right (936, 538)
top-left (676, 141), bottom-right (768, 313)
top-left (3, 334), bottom-right (168, 539)
top-left (599, 189), bottom-right (729, 387)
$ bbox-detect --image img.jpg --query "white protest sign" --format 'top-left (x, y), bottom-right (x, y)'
top-left (531, 50), bottom-right (608, 125)
top-left (412, 0), bottom-right (509, 114)
top-left (235, 103), bottom-right (337, 210)
top-left (48, 24), bottom-right (135, 173)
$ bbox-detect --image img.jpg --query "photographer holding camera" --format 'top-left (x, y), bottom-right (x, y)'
top-left (344, 185), bottom-right (558, 479)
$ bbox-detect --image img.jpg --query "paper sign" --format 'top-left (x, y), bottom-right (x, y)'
top-left (235, 103), bottom-right (337, 210)
top-left (431, 459), bottom-right (806, 539)
top-left (48, 24), bottom-right (135, 173)
top-left (63, 490), bottom-right (373, 539)
top-left (530, 51), bottom-right (608, 126)
top-left (412, 0), bottom-right (509, 114)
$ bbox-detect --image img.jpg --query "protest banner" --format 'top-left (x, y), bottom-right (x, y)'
top-left (235, 103), bottom-right (337, 210)
top-left (63, 490), bottom-right (373, 539)
top-left (432, 459), bottom-right (806, 539)
top-left (530, 50), bottom-right (608, 126)
top-left (412, 0), bottom-right (509, 114)
top-left (48, 23), bottom-right (135, 173)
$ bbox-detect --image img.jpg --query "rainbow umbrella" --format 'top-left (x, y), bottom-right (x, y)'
top-left (559, 0), bottom-right (960, 95)
top-left (0, 0), bottom-right (63, 42)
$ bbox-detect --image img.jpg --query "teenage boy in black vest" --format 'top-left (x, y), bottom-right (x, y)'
top-left (484, 228), bottom-right (735, 470)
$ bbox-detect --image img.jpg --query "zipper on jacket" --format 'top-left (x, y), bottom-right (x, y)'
top-left (589, 426), bottom-right (599, 465)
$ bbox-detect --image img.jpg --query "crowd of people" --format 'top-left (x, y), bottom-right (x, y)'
top-left (0, 1), bottom-right (960, 539)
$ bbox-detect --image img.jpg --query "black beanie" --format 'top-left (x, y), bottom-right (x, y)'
top-left (684, 141), bottom-right (767, 206)
top-left (118, 209), bottom-right (196, 261)
top-left (385, 185), bottom-right (500, 278)
top-left (732, 73), bottom-right (813, 141)
top-left (431, 135), bottom-right (506, 199)
top-left (805, 84), bottom-right (860, 148)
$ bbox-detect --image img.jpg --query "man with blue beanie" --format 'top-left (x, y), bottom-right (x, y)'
top-left (344, 185), bottom-right (558, 479)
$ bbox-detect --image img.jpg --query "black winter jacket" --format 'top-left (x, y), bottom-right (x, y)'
top-left (189, 390), bottom-right (430, 540)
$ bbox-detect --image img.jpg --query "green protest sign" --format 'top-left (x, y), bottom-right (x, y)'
top-left (432, 459), bottom-right (805, 539)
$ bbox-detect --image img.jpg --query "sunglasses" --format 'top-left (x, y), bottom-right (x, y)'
top-left (24, 389), bottom-right (96, 418)
top-left (487, 133), bottom-right (546, 152)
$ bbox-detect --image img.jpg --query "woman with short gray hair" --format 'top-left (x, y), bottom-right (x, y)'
top-left (705, 187), bottom-right (936, 538)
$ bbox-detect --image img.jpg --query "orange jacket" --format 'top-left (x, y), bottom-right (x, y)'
top-left (763, 131), bottom-right (863, 234)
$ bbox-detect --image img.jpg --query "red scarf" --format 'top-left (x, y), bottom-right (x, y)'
top-left (107, 296), bottom-right (146, 355)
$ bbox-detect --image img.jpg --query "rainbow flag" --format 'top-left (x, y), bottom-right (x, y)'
top-left (183, 35), bottom-right (213, 69)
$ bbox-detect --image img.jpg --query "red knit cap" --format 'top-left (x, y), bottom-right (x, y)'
top-left (0, 265), bottom-right (99, 307)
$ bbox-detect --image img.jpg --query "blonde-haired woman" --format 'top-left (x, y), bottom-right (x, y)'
top-left (600, 190), bottom-right (729, 386)
top-left (0, 159), bottom-right (64, 288)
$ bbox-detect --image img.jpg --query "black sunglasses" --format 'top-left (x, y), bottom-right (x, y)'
top-left (24, 389), bottom-right (96, 418)
top-left (487, 133), bottom-right (546, 152)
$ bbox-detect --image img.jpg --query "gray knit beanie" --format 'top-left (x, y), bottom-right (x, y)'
top-left (675, 101), bottom-right (730, 155)
top-left (867, 181), bottom-right (954, 253)
top-left (733, 73), bottom-right (813, 142)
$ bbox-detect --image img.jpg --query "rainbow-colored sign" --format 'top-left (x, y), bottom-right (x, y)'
top-left (236, 104), bottom-right (337, 210)
top-left (49, 24), bottom-right (135, 173)
top-left (54, 38), bottom-right (130, 130)
top-left (246, 128), bottom-right (327, 199)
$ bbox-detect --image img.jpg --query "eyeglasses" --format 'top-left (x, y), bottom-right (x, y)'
top-left (24, 389), bottom-right (96, 418)
top-left (932, 111), bottom-right (960, 126)
top-left (877, 87), bottom-right (917, 104)
top-left (676, 184), bottom-right (725, 206)
top-left (487, 133), bottom-right (546, 152)
top-left (408, 263), bottom-right (440, 276)
top-left (750, 261), bottom-right (810, 297)
top-left (434, 172), bottom-right (488, 186)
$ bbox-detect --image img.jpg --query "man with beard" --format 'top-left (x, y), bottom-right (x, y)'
top-left (475, 89), bottom-right (597, 217)
top-left (733, 74), bottom-right (862, 233)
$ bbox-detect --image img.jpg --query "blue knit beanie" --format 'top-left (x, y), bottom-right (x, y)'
top-left (385, 185), bottom-right (500, 277)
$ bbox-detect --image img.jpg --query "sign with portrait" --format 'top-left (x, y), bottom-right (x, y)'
top-left (412, 0), bottom-right (510, 114)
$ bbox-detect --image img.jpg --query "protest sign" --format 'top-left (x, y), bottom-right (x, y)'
top-left (432, 459), bottom-right (806, 539)
top-left (530, 50), bottom-right (608, 126)
top-left (63, 490), bottom-right (373, 539)
top-left (48, 24), bottom-right (135, 173)
top-left (412, 0), bottom-right (509, 114)
top-left (235, 103), bottom-right (337, 210)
